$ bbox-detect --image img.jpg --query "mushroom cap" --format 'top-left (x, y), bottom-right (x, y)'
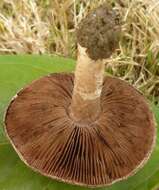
top-left (5, 73), bottom-right (156, 187)
top-left (77, 4), bottom-right (121, 60)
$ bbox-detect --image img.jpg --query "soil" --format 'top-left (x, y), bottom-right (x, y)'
top-left (77, 4), bottom-right (121, 60)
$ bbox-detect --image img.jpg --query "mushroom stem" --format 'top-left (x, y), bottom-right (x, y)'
top-left (70, 44), bottom-right (105, 124)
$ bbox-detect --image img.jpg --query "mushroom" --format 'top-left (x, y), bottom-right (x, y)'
top-left (5, 4), bottom-right (156, 188)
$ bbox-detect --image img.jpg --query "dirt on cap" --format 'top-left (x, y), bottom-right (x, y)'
top-left (77, 4), bottom-right (121, 60)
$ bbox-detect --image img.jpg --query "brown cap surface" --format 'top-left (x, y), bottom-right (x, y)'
top-left (5, 73), bottom-right (155, 187)
top-left (77, 4), bottom-right (121, 60)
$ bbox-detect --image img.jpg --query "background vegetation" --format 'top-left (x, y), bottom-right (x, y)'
top-left (0, 0), bottom-right (159, 103)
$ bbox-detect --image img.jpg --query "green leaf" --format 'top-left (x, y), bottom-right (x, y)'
top-left (134, 169), bottom-right (159, 190)
top-left (0, 55), bottom-right (159, 190)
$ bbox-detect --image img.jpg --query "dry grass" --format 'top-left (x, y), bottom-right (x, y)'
top-left (0, 0), bottom-right (159, 103)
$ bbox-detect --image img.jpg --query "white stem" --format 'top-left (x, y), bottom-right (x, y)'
top-left (70, 44), bottom-right (105, 124)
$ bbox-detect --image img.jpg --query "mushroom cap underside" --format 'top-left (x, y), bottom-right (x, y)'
top-left (5, 73), bottom-right (156, 187)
